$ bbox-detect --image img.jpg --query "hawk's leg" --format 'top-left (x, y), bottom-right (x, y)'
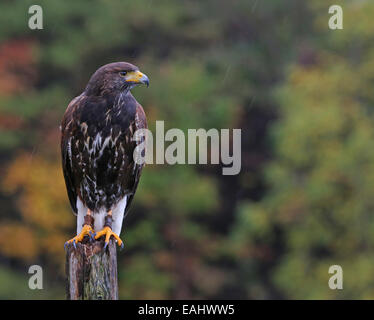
top-left (94, 211), bottom-right (124, 249)
top-left (65, 210), bottom-right (95, 249)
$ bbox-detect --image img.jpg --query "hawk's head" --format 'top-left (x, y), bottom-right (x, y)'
top-left (85, 62), bottom-right (149, 96)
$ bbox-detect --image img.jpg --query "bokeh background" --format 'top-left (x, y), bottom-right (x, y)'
top-left (0, 0), bottom-right (372, 299)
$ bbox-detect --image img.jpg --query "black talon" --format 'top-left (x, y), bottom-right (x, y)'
top-left (104, 242), bottom-right (109, 250)
top-left (73, 241), bottom-right (77, 249)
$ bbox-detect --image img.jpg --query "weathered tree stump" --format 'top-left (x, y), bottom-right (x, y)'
top-left (65, 239), bottom-right (118, 300)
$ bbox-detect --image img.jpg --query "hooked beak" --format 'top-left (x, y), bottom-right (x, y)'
top-left (125, 70), bottom-right (149, 87)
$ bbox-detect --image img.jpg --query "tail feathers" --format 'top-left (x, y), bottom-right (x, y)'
top-left (112, 196), bottom-right (127, 235)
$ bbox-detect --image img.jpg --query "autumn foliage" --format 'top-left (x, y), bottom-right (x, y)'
top-left (0, 0), bottom-right (373, 299)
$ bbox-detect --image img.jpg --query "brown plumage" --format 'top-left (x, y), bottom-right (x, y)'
top-left (61, 62), bottom-right (149, 248)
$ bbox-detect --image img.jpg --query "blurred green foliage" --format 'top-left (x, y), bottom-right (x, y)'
top-left (0, 0), bottom-right (372, 299)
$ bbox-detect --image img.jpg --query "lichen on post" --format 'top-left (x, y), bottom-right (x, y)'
top-left (65, 239), bottom-right (118, 300)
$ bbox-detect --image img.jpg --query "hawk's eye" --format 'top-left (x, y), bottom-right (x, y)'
top-left (119, 71), bottom-right (127, 77)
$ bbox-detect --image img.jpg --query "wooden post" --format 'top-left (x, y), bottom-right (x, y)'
top-left (65, 239), bottom-right (119, 300)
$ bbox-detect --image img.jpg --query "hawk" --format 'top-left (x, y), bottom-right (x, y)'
top-left (61, 62), bottom-right (149, 249)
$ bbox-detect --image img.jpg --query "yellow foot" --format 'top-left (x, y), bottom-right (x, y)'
top-left (94, 226), bottom-right (124, 249)
top-left (64, 224), bottom-right (95, 249)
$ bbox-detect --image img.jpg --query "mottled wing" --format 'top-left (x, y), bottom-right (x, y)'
top-left (60, 95), bottom-right (84, 215)
top-left (123, 102), bottom-right (147, 217)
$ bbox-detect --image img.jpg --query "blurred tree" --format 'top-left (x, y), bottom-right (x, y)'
top-left (230, 0), bottom-right (374, 299)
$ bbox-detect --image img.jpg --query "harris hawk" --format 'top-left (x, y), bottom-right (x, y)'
top-left (61, 62), bottom-right (149, 249)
